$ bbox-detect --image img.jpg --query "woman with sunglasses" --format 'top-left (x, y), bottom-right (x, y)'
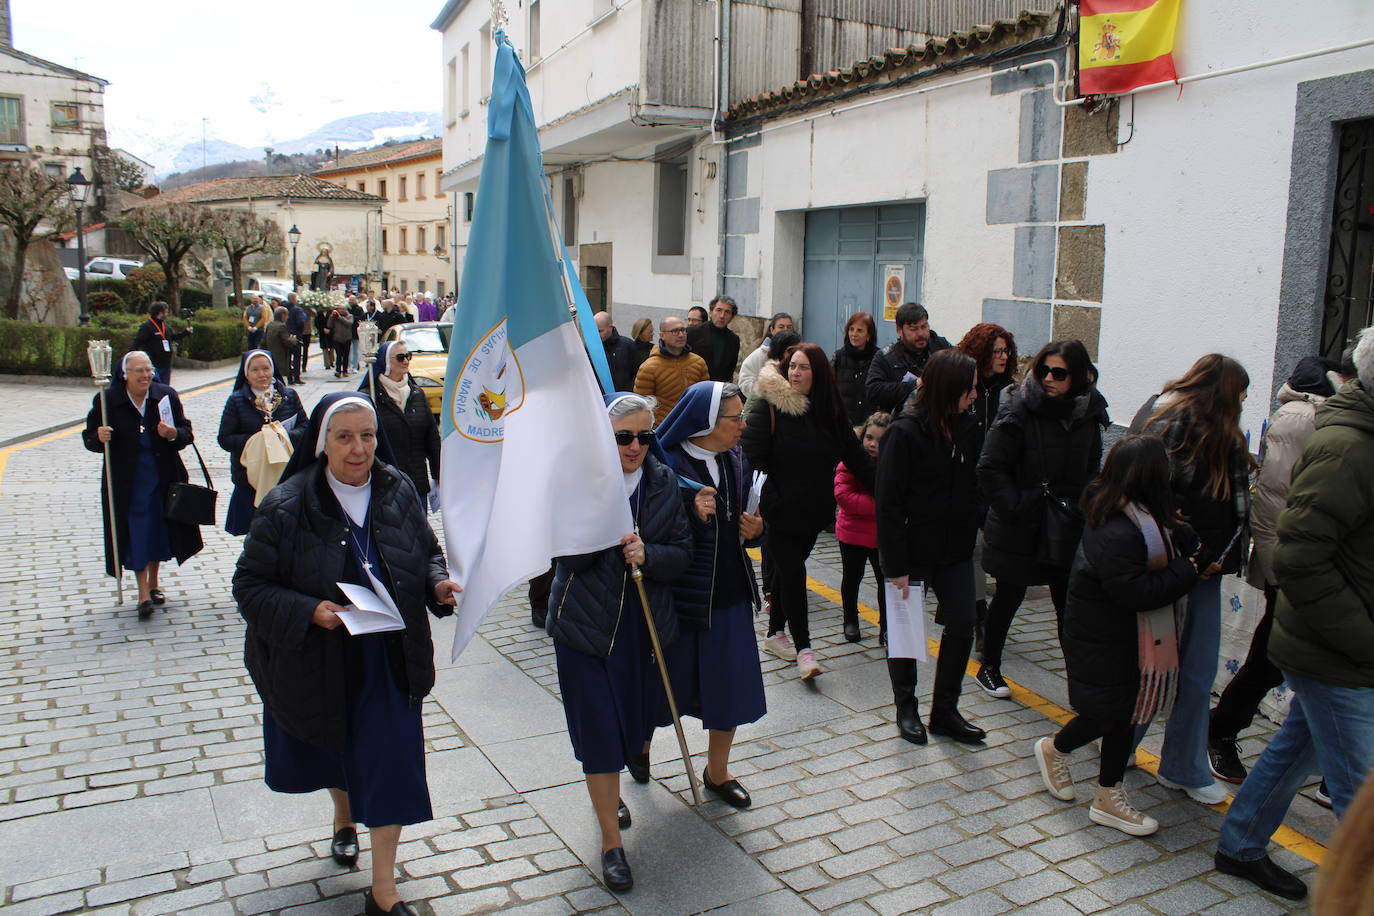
top-left (546, 393), bottom-right (692, 893)
top-left (1129, 354), bottom-right (1253, 806)
top-left (976, 340), bottom-right (1109, 700)
top-left (360, 341), bottom-right (440, 507)
top-left (876, 350), bottom-right (985, 743)
top-left (654, 381), bottom-right (767, 808)
top-left (743, 342), bottom-right (874, 679)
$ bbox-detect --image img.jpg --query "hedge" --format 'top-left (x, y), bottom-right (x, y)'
top-left (0, 308), bottom-right (246, 376)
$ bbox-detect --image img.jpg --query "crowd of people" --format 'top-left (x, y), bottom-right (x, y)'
top-left (83, 292), bottom-right (1374, 911)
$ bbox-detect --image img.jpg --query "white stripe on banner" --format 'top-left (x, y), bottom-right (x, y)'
top-left (441, 320), bottom-right (632, 659)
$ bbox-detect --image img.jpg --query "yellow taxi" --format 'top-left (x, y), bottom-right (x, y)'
top-left (381, 322), bottom-right (451, 418)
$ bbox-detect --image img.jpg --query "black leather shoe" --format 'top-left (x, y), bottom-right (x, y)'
top-left (627, 751), bottom-right (650, 784)
top-left (843, 618), bottom-right (861, 643)
top-left (364, 889), bottom-right (420, 916)
top-left (617, 798), bottom-right (631, 829)
top-left (928, 706), bottom-right (986, 744)
top-left (703, 768), bottom-right (752, 808)
top-left (137, 599), bottom-right (155, 621)
top-left (331, 826), bottom-right (358, 867)
top-left (602, 847), bottom-right (633, 892)
top-left (1208, 735), bottom-right (1247, 783)
top-left (1214, 852), bottom-right (1307, 900)
top-left (149, 588), bottom-right (166, 606)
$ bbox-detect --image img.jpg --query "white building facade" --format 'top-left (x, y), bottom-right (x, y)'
top-left (436, 0), bottom-right (1374, 433)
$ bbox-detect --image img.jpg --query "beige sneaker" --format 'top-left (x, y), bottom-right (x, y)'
top-left (1090, 783), bottom-right (1159, 836)
top-left (762, 633), bottom-right (797, 661)
top-left (1034, 737), bottom-right (1075, 801)
top-left (797, 648), bottom-right (822, 679)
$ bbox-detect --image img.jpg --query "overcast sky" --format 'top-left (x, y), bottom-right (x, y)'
top-left (12, 0), bottom-right (442, 168)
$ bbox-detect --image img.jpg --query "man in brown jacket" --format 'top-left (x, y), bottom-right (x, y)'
top-left (632, 315), bottom-right (709, 423)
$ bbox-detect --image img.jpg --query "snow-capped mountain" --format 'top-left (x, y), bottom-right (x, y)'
top-left (113, 111), bottom-right (442, 180)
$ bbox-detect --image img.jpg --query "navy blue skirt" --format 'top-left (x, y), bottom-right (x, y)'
top-left (555, 583), bottom-right (664, 775)
top-left (225, 484), bottom-right (256, 537)
top-left (123, 431), bottom-right (172, 572)
top-left (262, 633), bottom-right (431, 827)
top-left (662, 598), bottom-right (767, 732)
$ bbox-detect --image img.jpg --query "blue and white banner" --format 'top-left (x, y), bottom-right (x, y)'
top-left (440, 29), bottom-right (632, 659)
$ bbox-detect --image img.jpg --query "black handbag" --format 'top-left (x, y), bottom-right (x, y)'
top-left (1032, 420), bottom-right (1084, 569)
top-left (166, 441), bottom-right (217, 526)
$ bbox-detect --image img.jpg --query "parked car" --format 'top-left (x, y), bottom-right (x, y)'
top-left (83, 257), bottom-right (143, 280)
top-left (64, 266), bottom-right (80, 280)
top-left (381, 321), bottom-right (452, 417)
top-left (247, 278), bottom-right (294, 301)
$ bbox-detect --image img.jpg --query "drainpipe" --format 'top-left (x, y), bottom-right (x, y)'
top-left (715, 0), bottom-right (731, 299)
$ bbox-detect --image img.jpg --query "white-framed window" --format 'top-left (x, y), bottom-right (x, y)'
top-left (460, 44), bottom-right (471, 116)
top-left (445, 56), bottom-right (459, 126)
top-left (653, 154), bottom-right (690, 274)
top-left (416, 172), bottom-right (426, 199)
top-left (417, 226), bottom-right (427, 252)
top-left (528, 0), bottom-right (541, 62)
top-left (0, 96), bottom-right (24, 145)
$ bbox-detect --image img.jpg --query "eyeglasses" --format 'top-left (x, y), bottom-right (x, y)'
top-left (1035, 365), bottom-right (1070, 381)
top-left (614, 430), bottom-right (657, 447)
top-left (719, 412), bottom-right (745, 423)
top-left (991, 347), bottom-right (1009, 355)
top-left (393, 352), bottom-right (413, 362)
top-left (663, 327), bottom-right (688, 335)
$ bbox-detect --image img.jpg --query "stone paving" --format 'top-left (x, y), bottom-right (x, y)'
top-left (0, 359), bottom-right (1333, 915)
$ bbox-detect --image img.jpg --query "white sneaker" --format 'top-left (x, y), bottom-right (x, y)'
top-left (1034, 737), bottom-right (1075, 801)
top-left (762, 633), bottom-right (797, 661)
top-left (1090, 783), bottom-right (1160, 836)
top-left (1157, 774), bottom-right (1230, 805)
top-left (797, 649), bottom-right (822, 680)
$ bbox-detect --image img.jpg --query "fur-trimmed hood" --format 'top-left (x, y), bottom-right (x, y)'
top-left (754, 362), bottom-right (809, 416)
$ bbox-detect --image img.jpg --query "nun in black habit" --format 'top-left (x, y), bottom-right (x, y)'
top-left (82, 350), bottom-right (202, 620)
top-left (232, 392), bottom-right (461, 916)
top-left (217, 349), bottom-right (305, 536)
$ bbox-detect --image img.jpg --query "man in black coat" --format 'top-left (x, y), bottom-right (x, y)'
top-left (864, 302), bottom-right (951, 412)
top-left (132, 301), bottom-right (192, 385)
top-left (686, 295), bottom-right (742, 382)
top-left (285, 293), bottom-right (310, 383)
top-left (594, 310), bottom-right (639, 392)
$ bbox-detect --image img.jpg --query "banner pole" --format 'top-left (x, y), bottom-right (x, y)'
top-left (631, 564), bottom-right (704, 807)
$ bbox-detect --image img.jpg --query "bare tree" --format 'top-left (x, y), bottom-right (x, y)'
top-left (0, 166), bottom-right (72, 319)
top-left (206, 209), bottom-right (283, 307)
top-left (121, 203), bottom-right (215, 311)
top-left (111, 156), bottom-right (146, 192)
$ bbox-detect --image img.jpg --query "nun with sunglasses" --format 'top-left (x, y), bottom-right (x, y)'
top-left (233, 392), bottom-right (461, 916)
top-left (653, 381), bottom-right (767, 808)
top-left (546, 392), bottom-right (692, 894)
top-left (359, 340), bottom-right (440, 504)
top-left (218, 349), bottom-right (305, 536)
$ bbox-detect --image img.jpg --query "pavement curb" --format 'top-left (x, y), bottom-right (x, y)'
top-left (0, 374), bottom-right (238, 451)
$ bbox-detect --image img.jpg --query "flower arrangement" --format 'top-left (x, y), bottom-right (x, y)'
top-left (301, 289), bottom-right (345, 310)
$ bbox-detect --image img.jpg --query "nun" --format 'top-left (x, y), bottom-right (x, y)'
top-left (359, 340), bottom-right (440, 504)
top-left (654, 381), bottom-right (766, 808)
top-left (82, 350), bottom-right (202, 620)
top-left (217, 349), bottom-right (305, 536)
top-left (546, 392), bottom-right (692, 894)
top-left (232, 392), bottom-right (461, 916)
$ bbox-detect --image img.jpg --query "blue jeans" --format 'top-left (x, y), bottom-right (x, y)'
top-left (1150, 576), bottom-right (1223, 787)
top-left (349, 339), bottom-right (360, 370)
top-left (1217, 672), bottom-right (1374, 860)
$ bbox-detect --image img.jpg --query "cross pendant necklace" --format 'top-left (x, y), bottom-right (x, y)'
top-left (348, 522), bottom-right (373, 574)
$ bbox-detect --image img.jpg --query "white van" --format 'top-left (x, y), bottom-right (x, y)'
top-left (84, 257), bottom-right (144, 280)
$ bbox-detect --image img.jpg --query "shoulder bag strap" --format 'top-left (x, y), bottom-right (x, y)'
top-left (186, 440), bottom-right (214, 488)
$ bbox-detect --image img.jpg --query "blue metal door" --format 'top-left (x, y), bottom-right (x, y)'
top-left (803, 203), bottom-right (924, 356)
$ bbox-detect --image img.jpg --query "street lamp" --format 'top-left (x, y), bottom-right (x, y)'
top-left (358, 319), bottom-right (380, 401)
top-left (287, 224), bottom-right (301, 292)
top-left (66, 168), bottom-right (92, 325)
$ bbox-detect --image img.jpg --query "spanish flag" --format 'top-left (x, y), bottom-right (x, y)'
top-left (1079, 0), bottom-right (1181, 96)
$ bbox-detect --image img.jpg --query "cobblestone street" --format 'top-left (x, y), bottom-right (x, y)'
top-left (0, 368), bottom-right (1333, 915)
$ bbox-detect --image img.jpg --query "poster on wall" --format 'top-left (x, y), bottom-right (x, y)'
top-left (882, 264), bottom-right (905, 321)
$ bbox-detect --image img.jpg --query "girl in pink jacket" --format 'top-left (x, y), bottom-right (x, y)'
top-left (835, 412), bottom-right (891, 643)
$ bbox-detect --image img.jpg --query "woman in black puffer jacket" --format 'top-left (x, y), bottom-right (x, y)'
top-left (743, 342), bottom-right (873, 680)
top-left (234, 392), bottom-right (459, 916)
top-left (832, 312), bottom-right (879, 426)
top-left (976, 340), bottom-right (1109, 700)
top-left (546, 392), bottom-right (691, 894)
top-left (361, 340), bottom-right (440, 504)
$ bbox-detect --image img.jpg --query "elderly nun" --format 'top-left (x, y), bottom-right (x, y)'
top-left (217, 349), bottom-right (305, 536)
top-left (546, 392), bottom-right (692, 894)
top-left (654, 381), bottom-right (767, 808)
top-left (82, 350), bottom-right (202, 620)
top-left (233, 391), bottom-right (460, 916)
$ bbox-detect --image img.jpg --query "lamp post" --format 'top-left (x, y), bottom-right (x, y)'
top-left (358, 319), bottom-right (380, 402)
top-left (66, 168), bottom-right (92, 325)
top-left (287, 224), bottom-right (301, 292)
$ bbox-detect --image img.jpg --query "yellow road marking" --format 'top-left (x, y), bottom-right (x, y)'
top-left (748, 549), bottom-right (1328, 864)
top-left (0, 379), bottom-right (235, 494)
